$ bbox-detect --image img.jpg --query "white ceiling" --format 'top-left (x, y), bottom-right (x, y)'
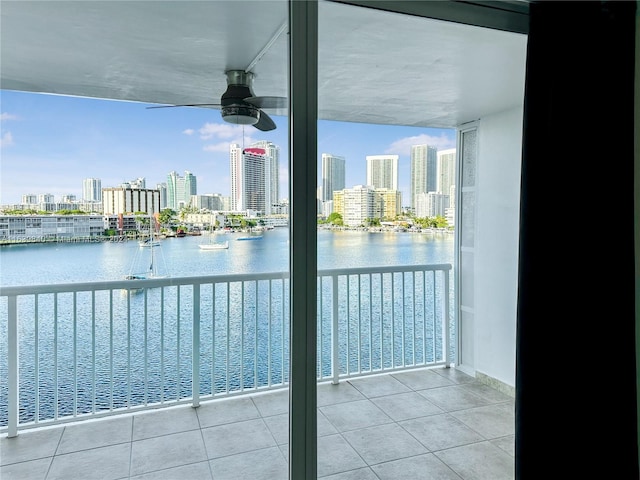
top-left (0, 0), bottom-right (528, 129)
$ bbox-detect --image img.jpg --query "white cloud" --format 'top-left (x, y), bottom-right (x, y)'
top-left (0, 131), bottom-right (14, 147)
top-left (386, 133), bottom-right (455, 156)
top-left (182, 128), bottom-right (195, 135)
top-left (1, 113), bottom-right (18, 121)
top-left (203, 142), bottom-right (231, 153)
top-left (198, 122), bottom-right (244, 140)
top-left (202, 133), bottom-right (258, 153)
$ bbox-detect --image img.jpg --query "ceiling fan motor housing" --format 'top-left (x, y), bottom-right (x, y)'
top-left (221, 104), bottom-right (260, 125)
top-left (221, 70), bottom-right (259, 125)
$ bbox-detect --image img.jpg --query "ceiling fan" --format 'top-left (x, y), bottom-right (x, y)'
top-left (147, 70), bottom-right (287, 132)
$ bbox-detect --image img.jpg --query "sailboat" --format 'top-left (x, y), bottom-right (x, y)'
top-left (138, 215), bottom-right (161, 247)
top-left (125, 218), bottom-right (169, 281)
top-left (199, 216), bottom-right (229, 250)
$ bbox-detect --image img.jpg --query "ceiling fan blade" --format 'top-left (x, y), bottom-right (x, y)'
top-left (146, 103), bottom-right (221, 109)
top-left (254, 110), bottom-right (276, 131)
top-left (244, 96), bottom-right (287, 110)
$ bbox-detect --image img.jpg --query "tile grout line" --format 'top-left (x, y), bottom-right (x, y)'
top-left (194, 403), bottom-right (215, 480)
top-left (43, 426), bottom-right (66, 480)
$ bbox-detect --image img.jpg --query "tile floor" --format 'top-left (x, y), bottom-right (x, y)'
top-left (0, 368), bottom-right (515, 480)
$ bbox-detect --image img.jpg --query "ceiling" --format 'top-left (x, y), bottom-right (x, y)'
top-left (0, 0), bottom-right (528, 130)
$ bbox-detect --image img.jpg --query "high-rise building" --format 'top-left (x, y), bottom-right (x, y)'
top-left (191, 193), bottom-right (225, 211)
top-left (229, 143), bottom-right (243, 212)
top-left (415, 191), bottom-right (450, 218)
top-left (437, 148), bottom-right (456, 197)
top-left (102, 187), bottom-right (160, 215)
top-left (366, 155), bottom-right (398, 191)
top-left (321, 153), bottom-right (345, 205)
top-left (251, 140), bottom-right (280, 208)
top-left (21, 194), bottom-right (38, 205)
top-left (82, 178), bottom-right (102, 202)
top-left (242, 147), bottom-right (266, 213)
top-left (120, 177), bottom-right (145, 189)
top-left (410, 144), bottom-right (438, 211)
top-left (333, 185), bottom-right (374, 227)
top-left (166, 171), bottom-right (197, 210)
top-left (373, 188), bottom-right (402, 220)
top-left (230, 143), bottom-right (269, 214)
top-left (156, 183), bottom-right (167, 210)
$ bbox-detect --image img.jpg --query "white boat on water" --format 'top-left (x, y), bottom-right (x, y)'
top-left (198, 240), bottom-right (229, 250)
top-left (199, 216), bottom-right (229, 249)
top-left (125, 227), bottom-right (169, 283)
top-left (139, 237), bottom-right (160, 247)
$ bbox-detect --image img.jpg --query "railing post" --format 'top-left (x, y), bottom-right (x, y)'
top-left (332, 275), bottom-right (339, 385)
top-left (192, 284), bottom-right (200, 408)
top-left (8, 295), bottom-right (19, 437)
top-left (443, 268), bottom-right (451, 366)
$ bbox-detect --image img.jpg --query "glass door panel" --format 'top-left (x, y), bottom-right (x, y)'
top-left (317, 2), bottom-right (457, 478)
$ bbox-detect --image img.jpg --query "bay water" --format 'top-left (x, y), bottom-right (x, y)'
top-left (1, 228), bottom-right (454, 425)
top-left (0, 228), bottom-right (454, 286)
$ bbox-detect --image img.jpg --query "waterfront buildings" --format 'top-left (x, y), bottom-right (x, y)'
top-left (332, 185), bottom-right (401, 227)
top-left (10, 193), bottom-right (102, 214)
top-left (102, 187), bottom-right (161, 215)
top-left (0, 214), bottom-right (105, 241)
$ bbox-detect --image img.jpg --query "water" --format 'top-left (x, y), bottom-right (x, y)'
top-left (0, 228), bottom-right (454, 286)
top-left (0, 228), bottom-right (454, 426)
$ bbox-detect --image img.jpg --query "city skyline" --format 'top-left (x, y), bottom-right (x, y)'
top-left (0, 90), bottom-right (456, 206)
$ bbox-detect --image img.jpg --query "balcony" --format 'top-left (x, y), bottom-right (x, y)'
top-left (1, 265), bottom-right (515, 479)
top-left (0, 369), bottom-right (514, 480)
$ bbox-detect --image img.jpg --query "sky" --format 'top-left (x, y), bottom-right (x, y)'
top-left (0, 89), bottom-right (456, 206)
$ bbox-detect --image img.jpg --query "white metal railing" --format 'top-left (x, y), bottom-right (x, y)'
top-left (0, 264), bottom-right (452, 436)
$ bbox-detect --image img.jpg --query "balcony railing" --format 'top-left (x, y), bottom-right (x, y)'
top-left (0, 264), bottom-right (452, 437)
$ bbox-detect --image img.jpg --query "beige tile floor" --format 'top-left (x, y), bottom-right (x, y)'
top-left (0, 368), bottom-right (515, 480)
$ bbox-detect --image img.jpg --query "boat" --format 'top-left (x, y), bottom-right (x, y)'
top-left (198, 240), bottom-right (229, 250)
top-left (125, 223), bottom-right (169, 284)
top-left (138, 237), bottom-right (160, 247)
top-left (237, 235), bottom-right (263, 241)
top-left (198, 215), bottom-right (230, 249)
top-left (236, 227), bottom-right (264, 241)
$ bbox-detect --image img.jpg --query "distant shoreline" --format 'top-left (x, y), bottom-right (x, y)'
top-left (0, 226), bottom-right (453, 246)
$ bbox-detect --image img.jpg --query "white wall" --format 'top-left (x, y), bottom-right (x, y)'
top-left (473, 106), bottom-right (523, 389)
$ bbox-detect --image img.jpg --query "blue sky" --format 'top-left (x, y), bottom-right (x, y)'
top-left (0, 90), bottom-right (456, 206)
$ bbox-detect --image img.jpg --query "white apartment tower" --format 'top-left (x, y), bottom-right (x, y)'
top-left (82, 178), bottom-right (102, 202)
top-left (321, 153), bottom-right (345, 203)
top-left (251, 140), bottom-right (280, 208)
top-left (102, 187), bottom-right (161, 215)
top-left (230, 143), bottom-right (243, 211)
top-left (333, 185), bottom-right (374, 227)
top-left (437, 148), bottom-right (456, 199)
top-left (230, 143), bottom-right (268, 214)
top-left (366, 155), bottom-right (399, 190)
top-left (410, 144), bottom-right (438, 211)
